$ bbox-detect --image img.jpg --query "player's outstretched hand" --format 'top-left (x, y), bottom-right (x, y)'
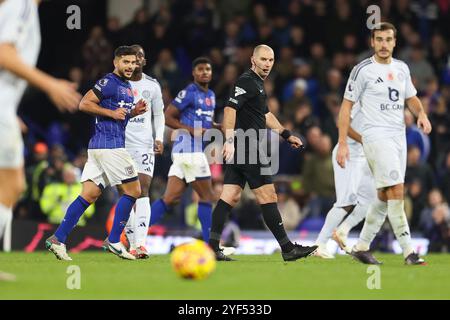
top-left (417, 113), bottom-right (432, 135)
top-left (287, 135), bottom-right (304, 149)
top-left (111, 108), bottom-right (127, 120)
top-left (154, 140), bottom-right (164, 155)
top-left (46, 79), bottom-right (82, 113)
top-left (223, 140), bottom-right (235, 163)
top-left (131, 99), bottom-right (148, 117)
top-left (336, 143), bottom-right (350, 168)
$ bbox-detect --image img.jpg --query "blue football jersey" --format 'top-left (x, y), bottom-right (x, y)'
top-left (171, 83), bottom-right (216, 153)
top-left (89, 73), bottom-right (134, 149)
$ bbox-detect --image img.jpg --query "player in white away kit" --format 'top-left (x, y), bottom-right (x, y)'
top-left (336, 22), bottom-right (432, 265)
top-left (124, 45), bottom-right (165, 259)
top-left (0, 0), bottom-right (80, 280)
top-left (314, 104), bottom-right (376, 258)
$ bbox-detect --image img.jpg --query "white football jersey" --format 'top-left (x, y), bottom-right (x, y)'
top-left (344, 56), bottom-right (417, 143)
top-left (0, 0), bottom-right (41, 120)
top-left (126, 73), bottom-right (165, 150)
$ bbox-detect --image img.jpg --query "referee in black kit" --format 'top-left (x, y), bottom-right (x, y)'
top-left (209, 44), bottom-right (318, 261)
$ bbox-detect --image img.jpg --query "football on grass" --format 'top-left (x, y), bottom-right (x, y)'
top-left (170, 240), bottom-right (216, 280)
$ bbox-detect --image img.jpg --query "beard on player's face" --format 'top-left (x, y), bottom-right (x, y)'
top-left (118, 65), bottom-right (135, 79)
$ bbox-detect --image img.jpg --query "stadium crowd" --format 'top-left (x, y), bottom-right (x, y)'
top-left (16, 0), bottom-right (450, 252)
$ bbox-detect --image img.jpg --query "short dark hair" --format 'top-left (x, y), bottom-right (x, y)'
top-left (114, 46), bottom-right (136, 58)
top-left (130, 44), bottom-right (144, 54)
top-left (192, 57), bottom-right (212, 70)
top-left (371, 22), bottom-right (397, 38)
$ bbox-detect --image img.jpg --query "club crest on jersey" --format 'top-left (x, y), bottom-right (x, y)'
top-left (205, 97), bottom-right (212, 107)
top-left (177, 90), bottom-right (186, 99)
top-left (125, 166), bottom-right (135, 176)
top-left (142, 90), bottom-right (151, 99)
top-left (235, 86), bottom-right (246, 97)
top-left (348, 82), bottom-right (353, 92)
top-left (388, 87), bottom-right (399, 102)
top-left (398, 72), bottom-right (405, 81)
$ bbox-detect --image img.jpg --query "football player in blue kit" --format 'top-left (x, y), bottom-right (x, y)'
top-left (150, 57), bottom-right (221, 245)
top-left (46, 46), bottom-right (147, 261)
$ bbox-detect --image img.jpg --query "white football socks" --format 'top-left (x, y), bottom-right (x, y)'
top-left (316, 207), bottom-right (347, 245)
top-left (387, 199), bottom-right (414, 258)
top-left (134, 197), bottom-right (150, 248)
top-left (338, 203), bottom-right (369, 235)
top-left (125, 207), bottom-right (136, 250)
top-left (355, 198), bottom-right (387, 252)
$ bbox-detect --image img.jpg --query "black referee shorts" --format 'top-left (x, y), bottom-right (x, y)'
top-left (223, 163), bottom-right (273, 189)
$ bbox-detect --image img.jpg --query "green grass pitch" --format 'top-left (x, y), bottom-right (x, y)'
top-left (1, 252), bottom-right (449, 299)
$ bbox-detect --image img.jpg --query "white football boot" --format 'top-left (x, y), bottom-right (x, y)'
top-left (313, 244), bottom-right (335, 259)
top-left (46, 235), bottom-right (73, 261)
top-left (103, 238), bottom-right (136, 260)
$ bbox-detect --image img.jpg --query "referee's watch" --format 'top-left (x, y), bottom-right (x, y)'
top-left (280, 129), bottom-right (292, 140)
top-left (226, 137), bottom-right (234, 144)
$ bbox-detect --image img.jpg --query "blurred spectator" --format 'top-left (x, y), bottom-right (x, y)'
top-left (406, 44), bottom-right (436, 93)
top-left (121, 7), bottom-right (150, 47)
top-left (214, 63), bottom-right (239, 110)
top-left (405, 109), bottom-right (431, 162)
top-left (105, 16), bottom-right (123, 49)
top-left (419, 189), bottom-right (450, 252)
top-left (440, 151), bottom-right (450, 204)
top-left (277, 119), bottom-right (303, 175)
top-left (293, 102), bottom-right (319, 134)
top-left (283, 78), bottom-right (309, 117)
top-left (309, 42), bottom-right (331, 87)
top-left (406, 145), bottom-right (436, 194)
top-left (82, 26), bottom-right (112, 81)
top-left (152, 49), bottom-right (184, 96)
top-left (277, 183), bottom-right (304, 230)
top-left (302, 134), bottom-right (335, 217)
top-left (40, 165), bottom-right (95, 226)
top-left (321, 93), bottom-right (340, 145)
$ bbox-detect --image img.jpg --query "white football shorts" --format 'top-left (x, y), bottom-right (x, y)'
top-left (0, 116), bottom-right (24, 169)
top-left (332, 144), bottom-right (376, 208)
top-left (81, 148), bottom-right (138, 188)
top-left (362, 134), bottom-right (407, 189)
top-left (168, 152), bottom-right (211, 183)
top-left (127, 148), bottom-right (155, 177)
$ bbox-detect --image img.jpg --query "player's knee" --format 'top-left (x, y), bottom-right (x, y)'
top-left (222, 192), bottom-right (240, 207)
top-left (256, 192), bottom-right (277, 204)
top-left (81, 190), bottom-right (100, 204)
top-left (128, 184), bottom-right (141, 199)
top-left (388, 184), bottom-right (404, 199)
top-left (163, 194), bottom-right (179, 206)
top-left (198, 190), bottom-right (215, 203)
top-left (140, 187), bottom-right (149, 198)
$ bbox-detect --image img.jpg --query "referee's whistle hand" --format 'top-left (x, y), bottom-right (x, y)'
top-left (287, 136), bottom-right (303, 149)
top-left (336, 143), bottom-right (350, 168)
top-left (223, 142), bottom-right (235, 163)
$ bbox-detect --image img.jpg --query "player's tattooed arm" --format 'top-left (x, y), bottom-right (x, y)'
top-left (405, 96), bottom-right (432, 134)
top-left (79, 90), bottom-right (126, 120)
